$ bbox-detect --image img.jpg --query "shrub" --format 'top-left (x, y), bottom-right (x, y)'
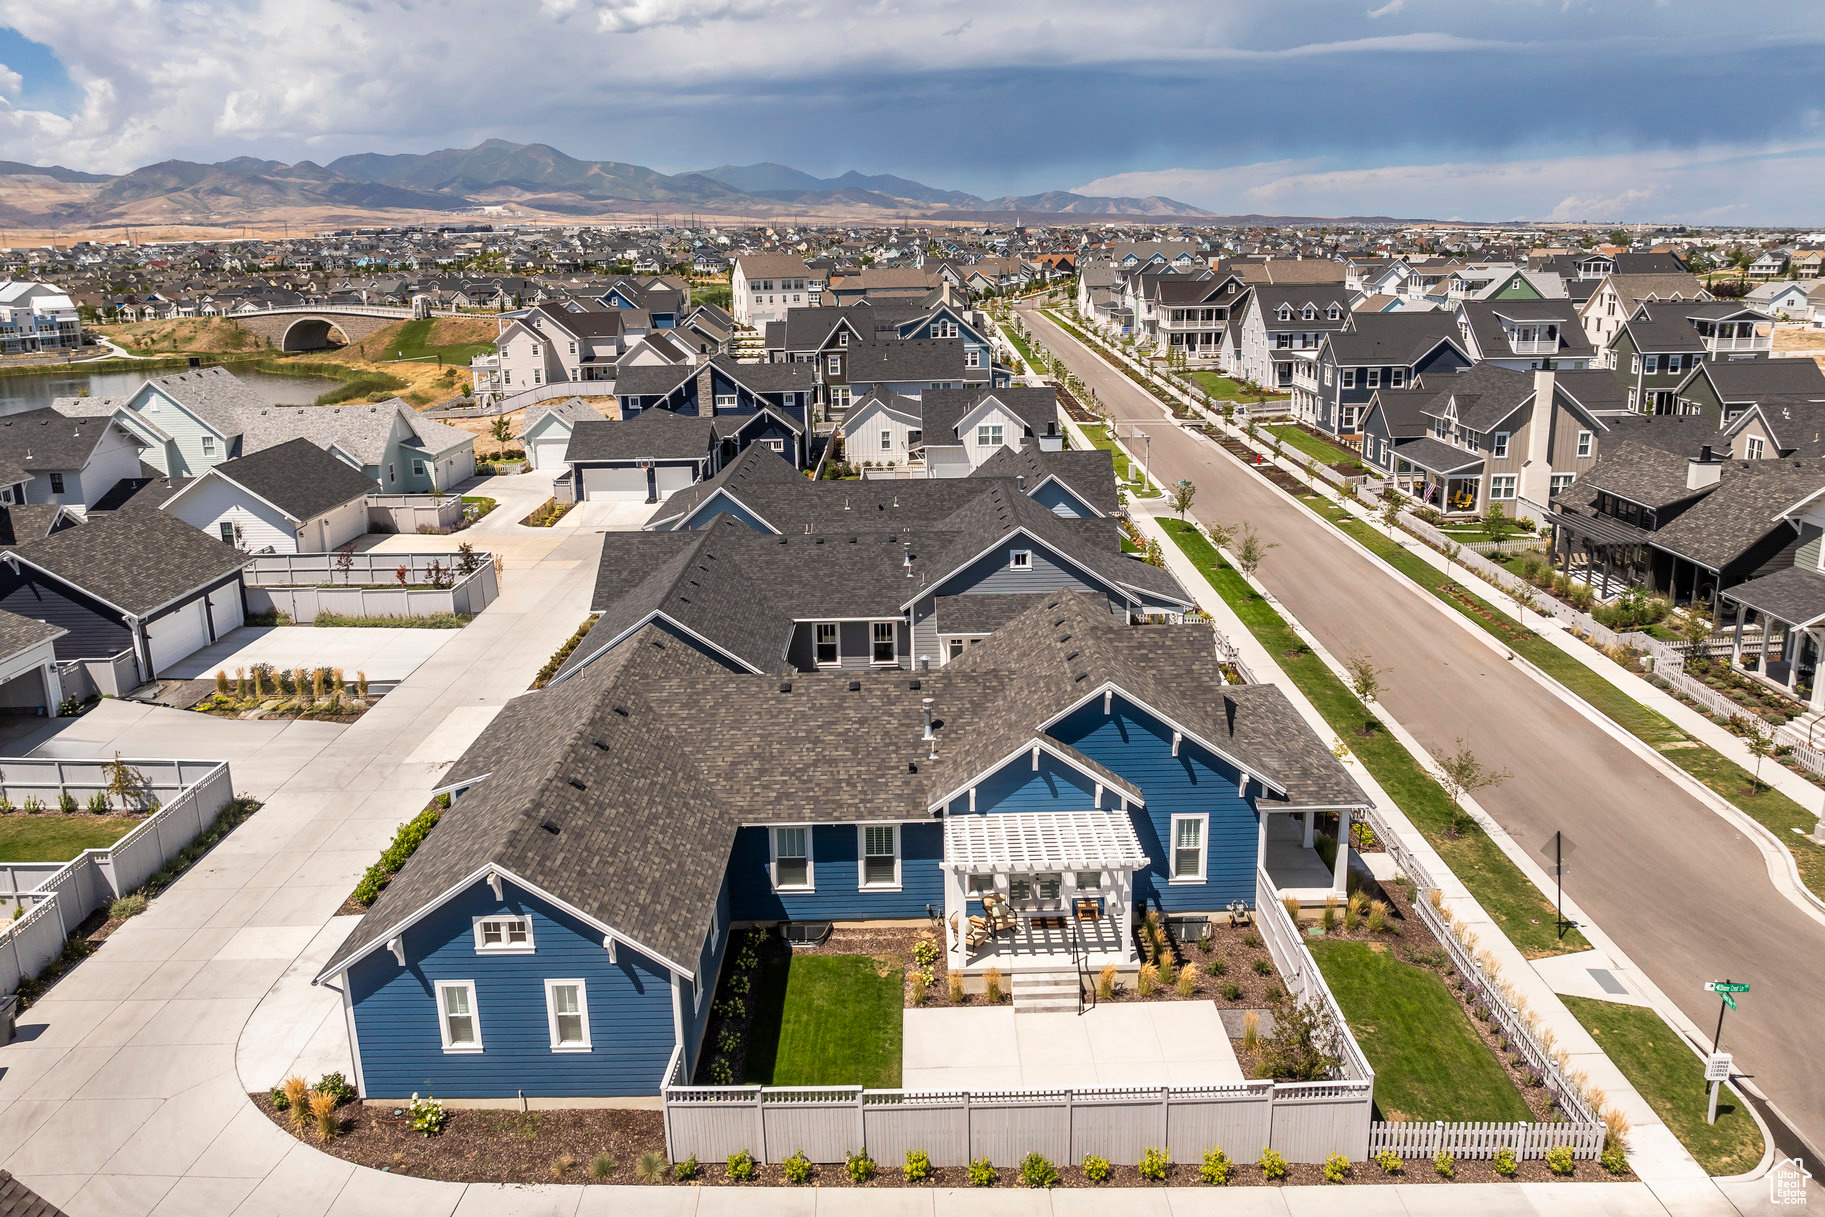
top-left (1175, 967), bottom-right (1197, 996)
top-left (1242, 1009), bottom-right (1261, 1051)
top-left (909, 971), bottom-right (929, 1006)
top-left (1138, 1146), bottom-right (1170, 1181)
top-left (1137, 961), bottom-right (1159, 997)
top-left (1433, 1150), bottom-right (1455, 1178)
top-left (408, 1092), bottom-right (446, 1136)
top-left (1204, 957), bottom-right (1227, 976)
top-left (1096, 963), bottom-right (1117, 1000)
top-left (1221, 981), bottom-right (1243, 1000)
top-left (637, 1149), bottom-right (670, 1183)
top-left (1321, 896), bottom-right (1338, 932)
top-left (1366, 900), bottom-right (1389, 933)
top-left (1243, 932), bottom-right (1261, 948)
top-left (1600, 1146), bottom-right (1629, 1175)
top-left (1281, 895), bottom-right (1301, 923)
top-left (904, 1149), bottom-right (932, 1182)
top-left (315, 1071), bottom-right (355, 1105)
top-left (1082, 1153), bottom-right (1112, 1182)
top-left (269, 1083), bottom-right (292, 1112)
top-left (1019, 1152), bottom-right (1059, 1189)
top-left (983, 966), bottom-right (1004, 1004)
top-left (86, 792), bottom-right (108, 814)
top-left (707, 1058), bottom-right (734, 1084)
top-left (108, 892), bottom-right (147, 920)
top-left (589, 1153), bottom-right (616, 1180)
top-left (1322, 1151), bottom-right (1349, 1182)
top-left (726, 1149), bottom-right (756, 1181)
top-left (1492, 1146), bottom-right (1518, 1177)
top-left (1545, 1145), bottom-right (1575, 1176)
top-left (1374, 1148), bottom-right (1403, 1175)
top-left (968, 1157), bottom-right (996, 1187)
top-left (1197, 931), bottom-right (1213, 954)
top-left (57, 792), bottom-right (76, 814)
top-left (310, 1090), bottom-right (340, 1141)
top-left (912, 938), bottom-right (940, 968)
top-left (21, 796), bottom-right (42, 815)
top-left (948, 972), bottom-right (965, 1003)
top-left (551, 1154), bottom-right (575, 1178)
top-left (1252, 958), bottom-right (1273, 977)
top-left (846, 1148), bottom-right (876, 1183)
top-left (1199, 1147), bottom-right (1231, 1185)
top-left (283, 1075), bottom-right (310, 1131)
top-left (1258, 1147), bottom-right (1288, 1180)
top-left (352, 803), bottom-right (442, 905)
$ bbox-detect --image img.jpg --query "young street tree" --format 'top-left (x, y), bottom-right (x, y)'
top-left (489, 416), bottom-right (513, 446)
top-left (1343, 653), bottom-right (1385, 736)
top-left (1512, 583), bottom-right (1540, 627)
top-left (1234, 524), bottom-right (1280, 581)
top-left (1434, 738), bottom-right (1512, 835)
top-left (1441, 539), bottom-right (1462, 580)
top-left (1172, 479), bottom-right (1197, 520)
top-left (1744, 717), bottom-right (1774, 793)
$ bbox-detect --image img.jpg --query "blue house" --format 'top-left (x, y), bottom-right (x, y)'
top-left (317, 593), bottom-right (1368, 1101)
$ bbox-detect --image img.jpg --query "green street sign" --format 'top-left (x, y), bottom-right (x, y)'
top-left (1705, 981), bottom-right (1750, 995)
top-left (1721, 994), bottom-right (1736, 1011)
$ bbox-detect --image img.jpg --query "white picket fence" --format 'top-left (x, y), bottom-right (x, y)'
top-left (1367, 1119), bottom-right (1603, 1161)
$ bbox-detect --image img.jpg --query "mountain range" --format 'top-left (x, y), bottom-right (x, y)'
top-left (0, 139), bottom-right (1216, 232)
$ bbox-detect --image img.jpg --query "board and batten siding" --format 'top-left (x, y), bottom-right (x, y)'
top-left (728, 821), bottom-right (944, 922)
top-left (346, 879), bottom-right (680, 1098)
top-left (0, 565), bottom-right (131, 660)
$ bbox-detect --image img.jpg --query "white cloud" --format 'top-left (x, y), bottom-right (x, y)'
top-left (1366, 0), bottom-right (1406, 17)
top-left (0, 64), bottom-right (21, 99)
top-left (1075, 143), bottom-right (1825, 224)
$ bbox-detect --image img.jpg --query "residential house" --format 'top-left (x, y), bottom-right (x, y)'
top-left (1719, 397), bottom-right (1825, 461)
top-left (0, 281), bottom-right (82, 355)
top-left (0, 607), bottom-right (67, 718)
top-left (1307, 313), bottom-right (1470, 437)
top-left (524, 398), bottom-right (611, 473)
top-left (1789, 250), bottom-right (1824, 280)
top-left (1745, 280), bottom-right (1812, 319)
top-left (1451, 299), bottom-right (1595, 371)
top-left (731, 254), bottom-right (819, 327)
top-left (1237, 285), bottom-right (1351, 405)
top-left (159, 438), bottom-right (374, 553)
top-left (1579, 273), bottom-right (1712, 349)
top-left (0, 408), bottom-right (146, 517)
top-left (1673, 357), bottom-right (1825, 425)
top-left (838, 386), bottom-right (1064, 476)
top-left (564, 411), bottom-right (720, 502)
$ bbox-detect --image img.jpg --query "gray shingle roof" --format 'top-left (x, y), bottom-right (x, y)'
top-left (969, 447), bottom-right (1119, 516)
top-left (1649, 459), bottom-right (1825, 570)
top-left (613, 363), bottom-right (696, 397)
top-left (1327, 313), bottom-right (1464, 366)
top-left (197, 437), bottom-right (376, 522)
top-left (1691, 358), bottom-right (1825, 403)
top-left (846, 339), bottom-right (966, 384)
top-left (565, 413), bottom-right (714, 463)
top-left (1572, 439), bottom-right (1707, 510)
top-left (1459, 299), bottom-right (1593, 360)
top-left (919, 388), bottom-right (1060, 445)
top-left (1723, 564), bottom-right (1825, 626)
top-left (0, 409), bottom-right (120, 473)
top-left (6, 508), bottom-right (246, 614)
top-left (0, 606), bottom-right (64, 660)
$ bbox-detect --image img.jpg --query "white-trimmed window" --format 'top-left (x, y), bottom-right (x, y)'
top-left (436, 980), bottom-right (482, 1052)
top-left (1577, 430), bottom-right (1593, 459)
top-left (202, 436), bottom-right (216, 457)
top-left (1550, 473), bottom-right (1576, 495)
top-left (814, 622), bottom-right (839, 666)
top-left (828, 354), bottom-right (841, 375)
top-left (1492, 432), bottom-right (1510, 459)
top-left (474, 915), bottom-right (534, 953)
top-left (964, 350), bottom-right (982, 369)
top-left (1341, 368), bottom-right (1355, 389)
top-left (1746, 436), bottom-right (1766, 460)
top-left (715, 393), bottom-right (737, 411)
top-left (1490, 475), bottom-right (1517, 500)
top-left (1389, 368), bottom-right (1405, 388)
top-left (1009, 549), bottom-right (1032, 571)
top-left (880, 429), bottom-right (893, 450)
top-left (1366, 368), bottom-right (1380, 388)
top-left (967, 872), bottom-right (998, 896)
top-left (872, 621), bottom-right (897, 665)
top-left (933, 320), bottom-right (959, 338)
top-left (1170, 814), bottom-right (1208, 883)
top-left (772, 826), bottom-right (813, 891)
top-left (218, 522), bottom-right (235, 545)
top-left (544, 979), bottom-right (591, 1051)
top-left (859, 824), bottom-right (900, 889)
top-left (977, 424), bottom-right (1004, 448)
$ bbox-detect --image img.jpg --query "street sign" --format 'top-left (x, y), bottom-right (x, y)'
top-left (1705, 981), bottom-right (1750, 994)
top-left (1705, 1053), bottom-right (1733, 1082)
top-left (1719, 993), bottom-right (1737, 1011)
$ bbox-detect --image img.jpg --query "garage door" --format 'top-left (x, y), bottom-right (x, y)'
top-left (146, 600), bottom-right (210, 674)
top-left (529, 436), bottom-right (569, 471)
top-left (206, 583), bottom-right (244, 640)
top-left (654, 464), bottom-right (697, 498)
top-left (581, 466), bottom-right (650, 500)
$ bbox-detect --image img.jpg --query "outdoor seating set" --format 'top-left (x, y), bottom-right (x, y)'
top-left (950, 891), bottom-right (1107, 953)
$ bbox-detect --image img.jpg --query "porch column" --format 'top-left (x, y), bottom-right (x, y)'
top-left (943, 866), bottom-right (965, 971)
top-left (1118, 871), bottom-right (1134, 960)
top-left (1786, 623), bottom-right (1801, 692)
top-left (1732, 603), bottom-right (1746, 669)
top-left (1810, 631), bottom-right (1825, 711)
top-left (1301, 811), bottom-right (1315, 848)
top-left (1257, 810), bottom-right (1269, 870)
top-left (1331, 811), bottom-right (1350, 896)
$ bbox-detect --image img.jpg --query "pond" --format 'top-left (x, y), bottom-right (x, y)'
top-left (0, 365), bottom-right (342, 416)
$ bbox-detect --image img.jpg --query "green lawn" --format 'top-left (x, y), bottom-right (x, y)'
top-left (744, 954), bottom-right (903, 1088)
top-left (1561, 996), bottom-right (1763, 1175)
top-left (1080, 424), bottom-right (1162, 497)
top-left (1161, 519), bottom-right (1585, 957)
top-left (998, 322), bottom-right (1043, 375)
top-left (383, 318), bottom-right (496, 365)
top-left (1266, 423), bottom-right (1363, 471)
top-left (0, 816), bottom-right (139, 862)
top-left (1189, 371), bottom-right (1248, 399)
top-left (1312, 939), bottom-right (1532, 1123)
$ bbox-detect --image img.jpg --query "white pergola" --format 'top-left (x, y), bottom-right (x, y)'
top-left (941, 810), bottom-right (1149, 972)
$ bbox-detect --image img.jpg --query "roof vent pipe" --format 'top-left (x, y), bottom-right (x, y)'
top-left (922, 697), bottom-right (935, 741)
top-left (1017, 474), bottom-right (1026, 491)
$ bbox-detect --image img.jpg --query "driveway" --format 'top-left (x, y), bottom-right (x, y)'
top-left (162, 626), bottom-right (458, 685)
top-left (564, 499), bottom-right (657, 530)
top-left (1021, 302), bottom-right (1825, 1158)
top-left (902, 1003), bottom-right (1242, 1091)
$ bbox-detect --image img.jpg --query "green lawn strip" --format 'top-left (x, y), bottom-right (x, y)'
top-left (1266, 423), bottom-right (1362, 471)
top-left (1161, 520), bottom-right (1583, 957)
top-left (1311, 939), bottom-right (1532, 1123)
top-left (1079, 424), bottom-right (1161, 497)
top-left (0, 816), bottom-right (139, 862)
top-left (1559, 996), bottom-right (1763, 1175)
top-left (744, 953), bottom-right (903, 1088)
top-left (1329, 517), bottom-right (1825, 899)
top-left (384, 317), bottom-right (495, 364)
top-left (1189, 370), bottom-right (1250, 400)
top-left (996, 320), bottom-right (1042, 374)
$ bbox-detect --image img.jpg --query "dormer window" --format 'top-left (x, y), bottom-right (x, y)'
top-left (1276, 305), bottom-right (1292, 321)
top-left (1302, 305), bottom-right (1315, 320)
top-left (1327, 306), bottom-right (1341, 320)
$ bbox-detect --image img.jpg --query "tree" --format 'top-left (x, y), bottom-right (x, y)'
top-left (1343, 653), bottom-right (1384, 736)
top-left (1744, 717), bottom-right (1774, 793)
top-left (489, 416), bottom-right (513, 446)
top-left (105, 752), bottom-right (152, 812)
top-left (1482, 502), bottom-right (1511, 543)
top-left (1256, 989), bottom-right (1343, 1082)
top-left (1512, 583), bottom-right (1540, 627)
top-left (334, 541), bottom-right (356, 586)
top-left (1234, 524), bottom-right (1279, 581)
top-left (1172, 479), bottom-right (1197, 520)
top-left (1677, 606), bottom-right (1714, 654)
top-left (1434, 739), bottom-right (1512, 835)
top-left (1378, 497), bottom-right (1402, 532)
top-left (1441, 539), bottom-right (1462, 580)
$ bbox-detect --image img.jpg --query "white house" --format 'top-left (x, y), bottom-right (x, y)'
top-left (523, 398), bottom-right (610, 472)
top-left (160, 437), bottom-right (375, 554)
top-left (0, 280), bottom-right (82, 355)
top-left (836, 391), bottom-right (924, 468)
top-left (0, 408), bottom-right (146, 518)
top-left (731, 254), bottom-right (819, 328)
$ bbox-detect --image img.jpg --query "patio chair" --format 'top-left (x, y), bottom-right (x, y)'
top-left (982, 893), bottom-right (1017, 934)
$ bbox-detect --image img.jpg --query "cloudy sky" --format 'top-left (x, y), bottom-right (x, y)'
top-left (4, 0), bottom-right (1825, 224)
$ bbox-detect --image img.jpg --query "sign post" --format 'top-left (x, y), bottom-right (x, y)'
top-left (1537, 830), bottom-right (1576, 939)
top-left (1702, 980), bottom-right (1750, 1124)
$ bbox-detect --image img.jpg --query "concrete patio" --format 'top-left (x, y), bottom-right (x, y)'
top-left (901, 1001), bottom-right (1244, 1091)
top-left (162, 626), bottom-right (459, 685)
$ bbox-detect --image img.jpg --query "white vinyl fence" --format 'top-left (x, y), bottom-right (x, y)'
top-left (244, 551), bottom-right (499, 623)
top-left (57, 649), bottom-right (139, 700)
top-left (0, 759), bottom-right (235, 996)
top-left (366, 495), bottom-right (463, 534)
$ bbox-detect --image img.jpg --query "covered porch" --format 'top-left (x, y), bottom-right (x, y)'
top-left (1548, 510), bottom-right (1655, 603)
top-left (1721, 566), bottom-right (1825, 709)
top-left (1390, 439), bottom-right (1485, 516)
top-left (1260, 808), bottom-right (1350, 902)
top-left (942, 809), bottom-right (1146, 974)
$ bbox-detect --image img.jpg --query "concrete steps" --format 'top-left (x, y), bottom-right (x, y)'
top-left (1012, 970), bottom-right (1082, 1015)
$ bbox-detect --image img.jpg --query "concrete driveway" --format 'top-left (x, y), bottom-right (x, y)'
top-left (564, 499), bottom-right (656, 530)
top-left (163, 626), bottom-right (459, 685)
top-left (902, 1002), bottom-right (1242, 1091)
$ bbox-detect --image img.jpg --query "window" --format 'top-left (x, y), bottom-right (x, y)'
top-left (387, 463), bottom-right (396, 483)
top-left (1490, 475), bottom-right (1517, 500)
top-left (964, 350), bottom-right (982, 369)
top-left (218, 522), bottom-right (235, 545)
top-left (837, 332), bottom-right (849, 347)
top-left (1074, 871), bottom-right (1103, 892)
top-left (1389, 368), bottom-right (1405, 388)
top-left (413, 459), bottom-right (428, 478)
top-left (1170, 814), bottom-right (1207, 882)
top-left (760, 438), bottom-right (785, 453)
top-left (967, 872), bottom-right (998, 896)
top-left (814, 622), bottom-right (839, 666)
top-left (860, 824), bottom-right (899, 888)
top-left (1551, 473), bottom-right (1576, 495)
top-left (872, 621), bottom-right (897, 665)
top-left (1630, 354), bottom-right (1641, 375)
top-left (544, 980), bottom-right (591, 1051)
top-left (977, 424), bottom-right (1004, 448)
top-left (880, 429), bottom-right (893, 451)
top-left (436, 981), bottom-right (481, 1052)
top-left (772, 826), bottom-right (812, 891)
top-left (827, 354), bottom-right (841, 375)
top-left (1366, 368), bottom-right (1380, 388)
top-left (1492, 432), bottom-right (1509, 459)
top-left (1747, 436), bottom-right (1766, 460)
top-left (473, 915), bottom-right (534, 953)
top-left (1341, 369), bottom-right (1355, 389)
top-left (201, 436), bottom-right (216, 457)
top-left (932, 320), bottom-right (958, 338)
top-left (1009, 550), bottom-right (1032, 571)
top-left (715, 393), bottom-right (737, 411)
top-left (948, 638), bottom-right (965, 661)
top-left (530, 343), bottom-right (540, 356)
top-left (1577, 430), bottom-right (1593, 459)
top-left (48, 472), bottom-right (64, 494)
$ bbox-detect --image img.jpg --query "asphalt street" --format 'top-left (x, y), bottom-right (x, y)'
top-left (1020, 302), bottom-right (1825, 1160)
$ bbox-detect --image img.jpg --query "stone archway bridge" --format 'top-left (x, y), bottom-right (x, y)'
top-left (228, 299), bottom-right (454, 352)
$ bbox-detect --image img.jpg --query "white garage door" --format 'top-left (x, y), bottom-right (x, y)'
top-left (654, 464), bottom-right (697, 498)
top-left (581, 466), bottom-right (650, 500)
top-left (206, 583), bottom-right (244, 639)
top-left (528, 436), bottom-right (569, 471)
top-left (146, 600), bottom-right (210, 674)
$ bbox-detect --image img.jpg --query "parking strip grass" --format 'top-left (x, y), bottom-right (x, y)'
top-left (1266, 423), bottom-right (1363, 471)
top-left (0, 816), bottom-right (139, 863)
top-left (1161, 519), bottom-right (1585, 957)
top-left (1312, 939), bottom-right (1532, 1123)
top-left (744, 953), bottom-right (903, 1089)
top-left (1080, 424), bottom-right (1162, 497)
top-left (1560, 995), bottom-right (1764, 1176)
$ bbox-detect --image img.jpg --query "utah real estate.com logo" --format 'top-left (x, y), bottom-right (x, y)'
top-left (1771, 1156), bottom-right (1811, 1206)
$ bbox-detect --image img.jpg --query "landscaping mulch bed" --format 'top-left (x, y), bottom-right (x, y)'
top-left (1209, 430), bottom-right (1308, 493)
top-left (1054, 382), bottom-right (1100, 424)
top-left (248, 1094), bottom-right (1624, 1186)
